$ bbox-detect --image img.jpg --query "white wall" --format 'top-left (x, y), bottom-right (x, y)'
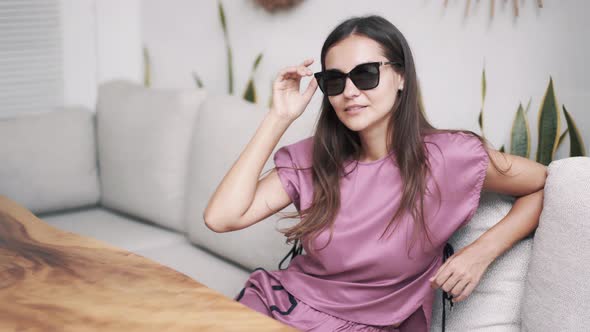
top-left (60, 0), bottom-right (97, 109)
top-left (142, 0), bottom-right (590, 158)
top-left (60, 0), bottom-right (141, 109)
top-left (95, 0), bottom-right (142, 84)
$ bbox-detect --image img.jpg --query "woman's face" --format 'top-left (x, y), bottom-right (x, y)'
top-left (324, 34), bottom-right (404, 134)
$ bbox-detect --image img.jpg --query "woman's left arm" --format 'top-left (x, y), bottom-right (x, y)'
top-left (430, 147), bottom-right (548, 303)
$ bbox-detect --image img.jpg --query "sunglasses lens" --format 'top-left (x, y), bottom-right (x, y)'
top-left (317, 63), bottom-right (382, 96)
top-left (325, 80), bottom-right (345, 96)
top-left (322, 72), bottom-right (345, 96)
top-left (350, 63), bottom-right (379, 90)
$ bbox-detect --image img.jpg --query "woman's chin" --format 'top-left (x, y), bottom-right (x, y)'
top-left (341, 121), bottom-right (367, 132)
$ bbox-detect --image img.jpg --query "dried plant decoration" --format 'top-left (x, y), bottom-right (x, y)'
top-left (491, 0), bottom-right (495, 18)
top-left (254, 0), bottom-right (304, 13)
top-left (444, 0), bottom-right (544, 18)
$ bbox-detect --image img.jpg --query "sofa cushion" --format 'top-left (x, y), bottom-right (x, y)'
top-left (41, 206), bottom-right (250, 298)
top-left (41, 207), bottom-right (185, 252)
top-left (97, 80), bottom-right (206, 233)
top-left (521, 157), bottom-right (590, 331)
top-left (135, 241), bottom-right (250, 299)
top-left (185, 94), bottom-right (318, 271)
top-left (430, 192), bottom-right (532, 331)
top-left (0, 107), bottom-right (100, 214)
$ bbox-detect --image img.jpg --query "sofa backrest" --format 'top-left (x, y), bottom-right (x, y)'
top-left (0, 107), bottom-right (100, 214)
top-left (96, 80), bottom-right (206, 232)
top-left (185, 93), bottom-right (319, 271)
top-left (430, 192), bottom-right (529, 331)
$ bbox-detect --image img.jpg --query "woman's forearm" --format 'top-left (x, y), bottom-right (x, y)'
top-left (472, 189), bottom-right (544, 261)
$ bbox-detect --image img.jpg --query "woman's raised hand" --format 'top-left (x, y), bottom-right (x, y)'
top-left (270, 58), bottom-right (318, 121)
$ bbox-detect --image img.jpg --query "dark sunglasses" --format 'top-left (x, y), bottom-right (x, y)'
top-left (314, 61), bottom-right (401, 96)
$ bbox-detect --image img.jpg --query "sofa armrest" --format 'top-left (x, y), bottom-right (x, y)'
top-left (522, 156), bottom-right (590, 331)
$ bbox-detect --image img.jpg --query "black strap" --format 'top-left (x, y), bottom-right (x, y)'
top-left (278, 239), bottom-right (303, 270)
top-left (442, 242), bottom-right (455, 332)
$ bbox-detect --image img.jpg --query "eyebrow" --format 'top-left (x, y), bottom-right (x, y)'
top-left (324, 61), bottom-right (382, 72)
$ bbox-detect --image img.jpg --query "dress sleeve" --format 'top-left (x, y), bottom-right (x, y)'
top-left (273, 145), bottom-right (301, 211)
top-left (447, 132), bottom-right (490, 228)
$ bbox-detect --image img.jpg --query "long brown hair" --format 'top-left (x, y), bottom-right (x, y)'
top-left (274, 15), bottom-right (510, 257)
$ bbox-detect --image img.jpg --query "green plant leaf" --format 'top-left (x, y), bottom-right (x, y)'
top-left (536, 77), bottom-right (561, 165)
top-left (499, 145), bottom-right (505, 153)
top-left (143, 46), bottom-right (151, 87)
top-left (525, 97), bottom-right (532, 114)
top-left (253, 53), bottom-right (263, 72)
top-left (243, 53), bottom-right (263, 103)
top-left (243, 79), bottom-right (256, 103)
top-left (227, 46), bottom-right (233, 94)
top-left (218, 0), bottom-right (233, 94)
top-left (478, 110), bottom-right (483, 135)
top-left (218, 1), bottom-right (227, 36)
top-left (269, 79), bottom-right (274, 108)
top-left (557, 128), bottom-right (568, 149)
top-left (510, 103), bottom-right (530, 158)
top-left (481, 67), bottom-right (487, 105)
top-left (563, 105), bottom-right (587, 157)
top-left (479, 66), bottom-right (486, 135)
top-left (192, 72), bottom-right (204, 88)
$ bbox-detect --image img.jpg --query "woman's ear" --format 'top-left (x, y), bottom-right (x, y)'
top-left (398, 74), bottom-right (405, 91)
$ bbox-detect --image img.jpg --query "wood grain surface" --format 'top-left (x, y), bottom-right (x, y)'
top-left (0, 195), bottom-right (296, 331)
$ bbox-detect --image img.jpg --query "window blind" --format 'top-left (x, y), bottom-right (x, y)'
top-left (0, 0), bottom-right (63, 116)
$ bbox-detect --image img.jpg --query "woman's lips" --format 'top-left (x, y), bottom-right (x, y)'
top-left (345, 105), bottom-right (367, 114)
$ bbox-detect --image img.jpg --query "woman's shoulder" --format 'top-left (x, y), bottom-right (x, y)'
top-left (275, 136), bottom-right (314, 168)
top-left (423, 130), bottom-right (486, 161)
top-left (424, 130), bottom-right (479, 145)
top-left (279, 136), bottom-right (313, 155)
top-left (284, 136), bottom-right (314, 150)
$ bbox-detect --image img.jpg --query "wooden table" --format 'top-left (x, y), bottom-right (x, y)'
top-left (0, 195), bottom-right (296, 331)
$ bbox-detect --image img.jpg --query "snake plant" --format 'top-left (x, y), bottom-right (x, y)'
top-left (243, 53), bottom-right (263, 103)
top-left (509, 77), bottom-right (586, 164)
top-left (478, 66), bottom-right (586, 162)
top-left (218, 1), bottom-right (233, 94)
top-left (192, 1), bottom-right (263, 104)
top-left (143, 46), bottom-right (151, 87)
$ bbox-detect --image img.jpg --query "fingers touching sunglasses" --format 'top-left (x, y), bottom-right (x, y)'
top-left (314, 61), bottom-right (402, 96)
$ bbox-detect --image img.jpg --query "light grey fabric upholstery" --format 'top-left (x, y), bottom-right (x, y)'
top-left (42, 207), bottom-right (250, 298)
top-left (185, 94), bottom-right (317, 271)
top-left (96, 80), bottom-right (206, 232)
top-left (42, 207), bottom-right (185, 252)
top-left (430, 192), bottom-right (532, 332)
top-left (135, 241), bottom-right (250, 298)
top-left (521, 157), bottom-right (590, 332)
top-left (0, 107), bottom-right (100, 214)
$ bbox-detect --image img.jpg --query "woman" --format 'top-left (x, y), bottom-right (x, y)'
top-left (203, 15), bottom-right (546, 332)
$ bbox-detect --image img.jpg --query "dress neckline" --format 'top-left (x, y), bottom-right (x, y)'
top-left (350, 150), bottom-right (396, 166)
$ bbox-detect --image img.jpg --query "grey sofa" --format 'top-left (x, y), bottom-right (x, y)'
top-left (1, 80), bottom-right (588, 331)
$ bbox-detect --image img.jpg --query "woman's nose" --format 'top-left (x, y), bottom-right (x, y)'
top-left (342, 77), bottom-right (360, 98)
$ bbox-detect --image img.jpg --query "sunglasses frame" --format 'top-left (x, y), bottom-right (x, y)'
top-left (314, 61), bottom-right (401, 96)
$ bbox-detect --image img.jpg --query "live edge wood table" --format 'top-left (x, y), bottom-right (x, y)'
top-left (0, 195), bottom-right (296, 332)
